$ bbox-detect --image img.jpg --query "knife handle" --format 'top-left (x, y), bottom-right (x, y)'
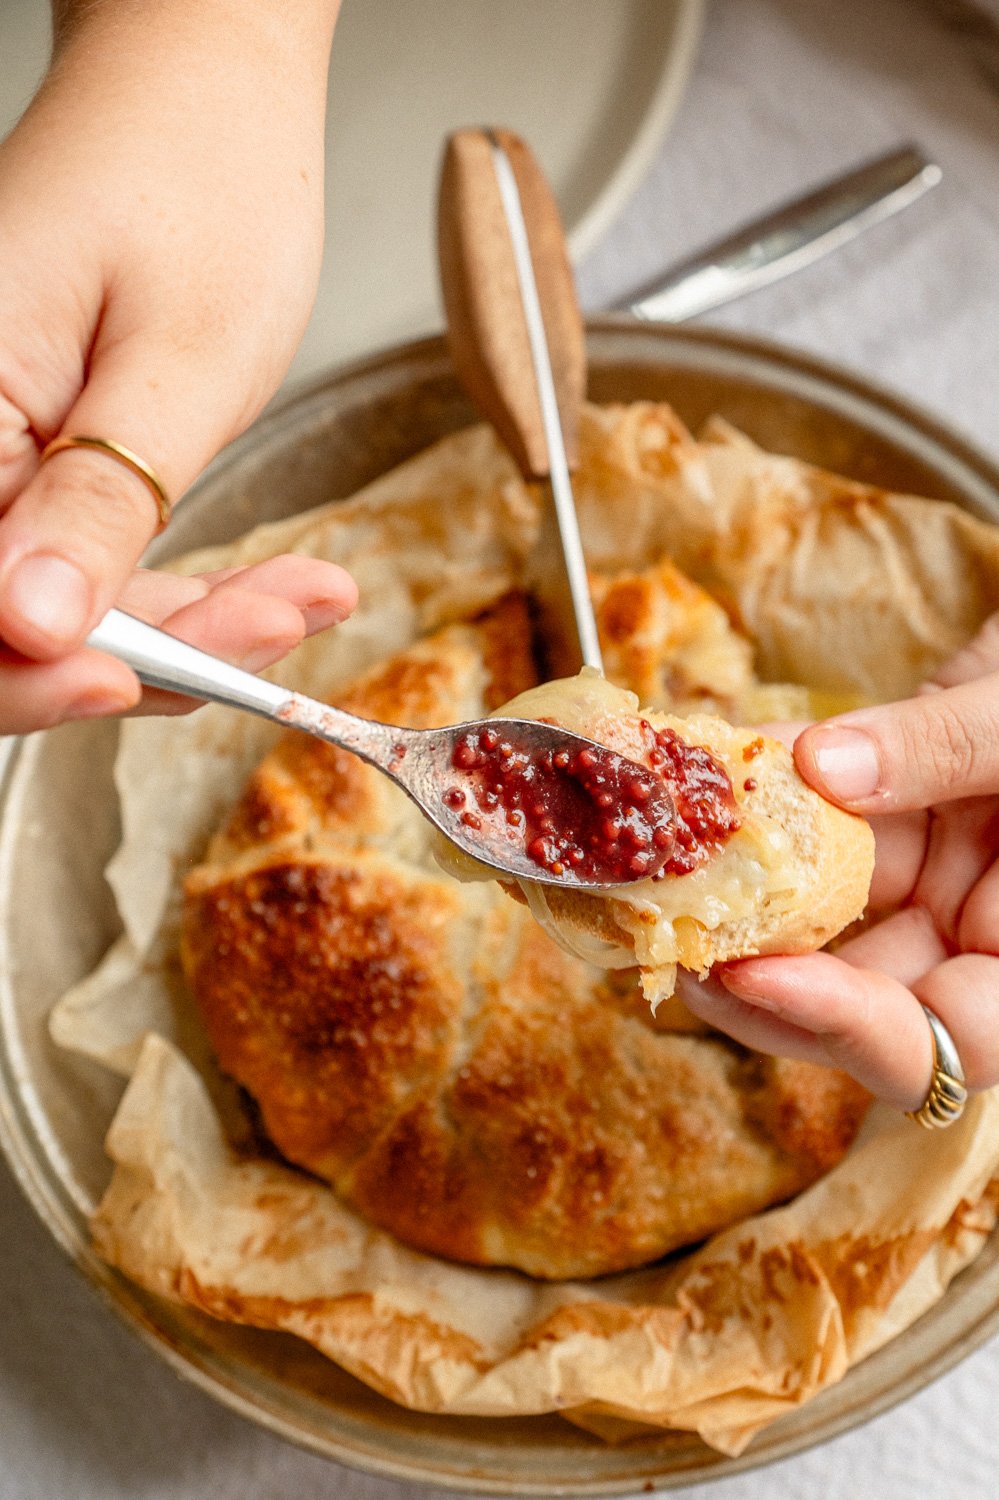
top-left (437, 127), bottom-right (586, 479)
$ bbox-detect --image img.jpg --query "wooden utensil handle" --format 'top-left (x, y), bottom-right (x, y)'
top-left (437, 127), bottom-right (586, 478)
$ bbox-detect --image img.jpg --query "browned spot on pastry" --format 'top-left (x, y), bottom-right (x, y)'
top-left (218, 765), bottom-right (306, 853)
top-left (597, 576), bottom-right (649, 644)
top-left (269, 736), bottom-right (374, 827)
top-left (345, 1096), bottom-right (484, 1263)
top-left (183, 856), bottom-right (463, 1173)
top-left (741, 1055), bottom-right (871, 1175)
top-left (475, 591), bottom-right (539, 709)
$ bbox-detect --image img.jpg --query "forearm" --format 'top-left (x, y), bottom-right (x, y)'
top-left (49, 0), bottom-right (342, 97)
top-left (20, 0), bottom-right (343, 265)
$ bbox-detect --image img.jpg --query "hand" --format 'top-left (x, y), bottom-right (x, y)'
top-left (1, 555), bottom-right (357, 733)
top-left (676, 613), bottom-right (999, 1112)
top-left (0, 0), bottom-right (346, 735)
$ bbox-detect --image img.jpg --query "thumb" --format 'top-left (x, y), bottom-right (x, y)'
top-left (0, 341), bottom-right (227, 661)
top-left (794, 674), bottom-right (999, 813)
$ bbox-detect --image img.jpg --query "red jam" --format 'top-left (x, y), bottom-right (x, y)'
top-left (638, 721), bottom-right (740, 876)
top-left (448, 728), bottom-right (675, 882)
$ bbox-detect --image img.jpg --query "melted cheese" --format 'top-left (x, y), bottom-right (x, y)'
top-left (438, 670), bottom-right (802, 1003)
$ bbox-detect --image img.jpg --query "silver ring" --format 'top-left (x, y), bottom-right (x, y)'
top-left (907, 1003), bottom-right (968, 1129)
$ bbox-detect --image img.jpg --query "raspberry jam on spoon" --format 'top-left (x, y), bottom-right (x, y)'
top-left (445, 723), bottom-right (708, 885)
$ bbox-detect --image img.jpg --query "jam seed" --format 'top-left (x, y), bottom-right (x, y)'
top-left (453, 740), bottom-right (478, 770)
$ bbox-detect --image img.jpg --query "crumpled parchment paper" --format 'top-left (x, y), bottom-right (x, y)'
top-left (50, 403), bottom-right (999, 1454)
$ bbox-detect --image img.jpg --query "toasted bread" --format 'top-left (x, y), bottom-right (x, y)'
top-left (482, 670), bottom-right (875, 1008)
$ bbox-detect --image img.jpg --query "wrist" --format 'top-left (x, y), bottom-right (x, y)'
top-left (23, 0), bottom-right (342, 191)
top-left (50, 1), bottom-right (341, 93)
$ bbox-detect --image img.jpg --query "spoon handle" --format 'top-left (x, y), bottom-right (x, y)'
top-left (85, 608), bottom-right (402, 767)
top-left (615, 145), bottom-right (941, 323)
top-left (87, 608), bottom-right (290, 718)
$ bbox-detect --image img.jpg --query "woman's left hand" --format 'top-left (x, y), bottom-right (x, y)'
top-left (677, 614), bottom-right (999, 1112)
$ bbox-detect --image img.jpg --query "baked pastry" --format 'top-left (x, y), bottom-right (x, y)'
top-left (181, 585), bottom-right (872, 1279)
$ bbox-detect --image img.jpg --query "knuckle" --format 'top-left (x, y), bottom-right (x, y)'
top-left (0, 323), bottom-right (83, 433)
top-left (815, 978), bottom-right (873, 1059)
top-left (43, 454), bottom-right (158, 554)
top-left (909, 699), bottom-right (979, 795)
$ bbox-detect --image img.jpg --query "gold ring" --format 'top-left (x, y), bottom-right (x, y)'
top-left (907, 1003), bottom-right (968, 1129)
top-left (39, 435), bottom-right (171, 533)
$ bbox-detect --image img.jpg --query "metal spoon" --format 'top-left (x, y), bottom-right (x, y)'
top-left (86, 607), bottom-right (676, 890)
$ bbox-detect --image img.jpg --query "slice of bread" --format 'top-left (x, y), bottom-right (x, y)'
top-left (480, 670), bottom-right (875, 1008)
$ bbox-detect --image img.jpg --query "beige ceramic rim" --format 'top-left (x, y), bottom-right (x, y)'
top-left (3, 324), bottom-right (999, 1495)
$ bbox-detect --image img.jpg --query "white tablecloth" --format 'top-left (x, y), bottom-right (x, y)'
top-left (4, 0), bottom-right (999, 1496)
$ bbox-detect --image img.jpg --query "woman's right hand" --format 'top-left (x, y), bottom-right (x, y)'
top-left (677, 614), bottom-right (999, 1114)
top-left (2, 556), bottom-right (358, 734)
top-left (0, 0), bottom-right (347, 735)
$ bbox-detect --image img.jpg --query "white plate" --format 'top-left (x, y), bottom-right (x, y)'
top-left (296, 0), bottom-right (704, 374)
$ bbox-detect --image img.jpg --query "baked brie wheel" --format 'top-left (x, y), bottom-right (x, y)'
top-left (182, 582), bottom-right (872, 1280)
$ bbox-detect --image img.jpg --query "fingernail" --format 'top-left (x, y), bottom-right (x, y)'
top-left (300, 599), bottom-right (350, 633)
top-left (4, 555), bottom-right (91, 648)
top-left (673, 969), bottom-right (729, 1007)
top-left (237, 634), bottom-right (301, 673)
top-left (68, 687), bottom-right (137, 720)
top-left (809, 726), bottom-right (882, 802)
top-left (718, 969), bottom-right (783, 1012)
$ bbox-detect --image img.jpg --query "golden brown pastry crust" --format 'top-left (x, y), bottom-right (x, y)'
top-left (182, 590), bottom-right (870, 1279)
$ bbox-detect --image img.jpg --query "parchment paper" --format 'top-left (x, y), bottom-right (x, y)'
top-left (50, 403), bottom-right (999, 1454)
